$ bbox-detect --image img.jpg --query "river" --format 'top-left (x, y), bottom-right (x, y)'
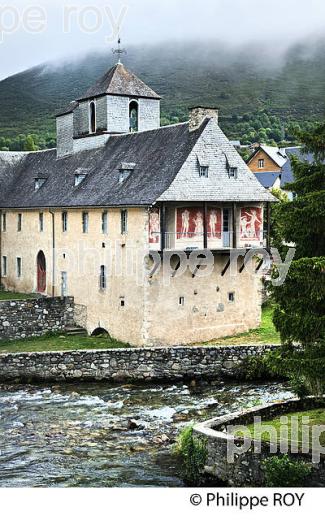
top-left (0, 380), bottom-right (292, 487)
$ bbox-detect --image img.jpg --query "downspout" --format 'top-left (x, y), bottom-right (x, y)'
top-left (49, 210), bottom-right (56, 297)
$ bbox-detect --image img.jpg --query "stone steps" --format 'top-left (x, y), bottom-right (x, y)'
top-left (65, 326), bottom-right (88, 337)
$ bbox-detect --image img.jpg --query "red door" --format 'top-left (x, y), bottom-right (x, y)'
top-left (37, 251), bottom-right (46, 293)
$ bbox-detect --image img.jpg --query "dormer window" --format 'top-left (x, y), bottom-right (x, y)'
top-left (225, 153), bottom-right (238, 179)
top-left (119, 170), bottom-right (133, 184)
top-left (118, 162), bottom-right (136, 184)
top-left (75, 173), bottom-right (86, 186)
top-left (129, 100), bottom-right (138, 132)
top-left (228, 167), bottom-right (238, 179)
top-left (34, 178), bottom-right (46, 191)
top-left (89, 101), bottom-right (96, 134)
top-left (199, 166), bottom-right (209, 178)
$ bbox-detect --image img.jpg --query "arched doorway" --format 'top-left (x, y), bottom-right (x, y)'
top-left (37, 251), bottom-right (46, 293)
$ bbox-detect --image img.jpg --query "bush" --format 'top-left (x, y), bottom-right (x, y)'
top-left (262, 455), bottom-right (312, 487)
top-left (264, 344), bottom-right (325, 397)
top-left (241, 354), bottom-right (276, 381)
top-left (174, 425), bottom-right (207, 485)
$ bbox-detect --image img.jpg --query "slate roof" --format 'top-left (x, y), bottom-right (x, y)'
top-left (249, 145), bottom-right (288, 169)
top-left (56, 100), bottom-right (78, 117)
top-left (281, 146), bottom-right (315, 188)
top-left (0, 119), bottom-right (274, 209)
top-left (158, 120), bottom-right (275, 203)
top-left (77, 62), bottom-right (161, 102)
top-left (255, 172), bottom-right (281, 188)
top-left (0, 123), bottom-right (207, 209)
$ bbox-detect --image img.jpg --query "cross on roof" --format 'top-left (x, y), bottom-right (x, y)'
top-left (112, 37), bottom-right (127, 64)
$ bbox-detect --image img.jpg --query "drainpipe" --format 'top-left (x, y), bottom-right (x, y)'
top-left (49, 210), bottom-right (56, 297)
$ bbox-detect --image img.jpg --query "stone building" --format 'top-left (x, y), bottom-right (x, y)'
top-left (0, 61), bottom-right (274, 346)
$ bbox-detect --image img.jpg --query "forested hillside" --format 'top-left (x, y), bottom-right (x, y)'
top-left (0, 39), bottom-right (325, 150)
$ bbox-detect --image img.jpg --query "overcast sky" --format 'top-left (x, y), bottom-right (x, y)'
top-left (0, 0), bottom-right (325, 80)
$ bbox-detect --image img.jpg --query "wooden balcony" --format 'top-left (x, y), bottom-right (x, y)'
top-left (149, 202), bottom-right (271, 254)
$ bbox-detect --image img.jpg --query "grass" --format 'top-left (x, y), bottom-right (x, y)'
top-left (0, 334), bottom-right (130, 354)
top-left (232, 409), bottom-right (325, 448)
top-left (0, 290), bottom-right (36, 301)
top-left (205, 304), bottom-right (280, 346)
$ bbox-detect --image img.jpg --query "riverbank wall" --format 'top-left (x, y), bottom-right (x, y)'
top-left (0, 344), bottom-right (278, 383)
top-left (194, 397), bottom-right (325, 487)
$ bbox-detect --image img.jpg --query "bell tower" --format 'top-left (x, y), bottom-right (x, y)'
top-left (56, 40), bottom-right (161, 157)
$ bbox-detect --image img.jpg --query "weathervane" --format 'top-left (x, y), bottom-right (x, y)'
top-left (112, 36), bottom-right (127, 64)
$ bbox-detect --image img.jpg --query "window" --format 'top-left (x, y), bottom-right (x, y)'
top-left (61, 272), bottom-right (68, 297)
top-left (129, 101), bottom-right (139, 132)
top-left (82, 212), bottom-right (89, 233)
top-left (16, 257), bottom-right (22, 278)
top-left (34, 178), bottom-right (46, 191)
top-left (121, 209), bottom-right (128, 234)
top-left (258, 159), bottom-right (265, 169)
top-left (75, 173), bottom-right (86, 186)
top-left (17, 213), bottom-right (22, 232)
top-left (39, 212), bottom-right (44, 232)
top-left (119, 170), bottom-right (133, 184)
top-left (228, 167), bottom-right (238, 178)
top-left (89, 101), bottom-right (96, 134)
top-left (120, 297), bottom-right (125, 307)
top-left (99, 265), bottom-right (107, 290)
top-left (179, 296), bottom-right (185, 306)
top-left (2, 256), bottom-right (7, 277)
top-left (2, 213), bottom-right (6, 232)
top-left (102, 211), bottom-right (108, 234)
top-left (228, 292), bottom-right (235, 303)
top-left (62, 211), bottom-right (68, 232)
top-left (199, 166), bottom-right (209, 178)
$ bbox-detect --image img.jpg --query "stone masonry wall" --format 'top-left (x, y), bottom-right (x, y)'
top-left (194, 397), bottom-right (325, 487)
top-left (0, 297), bottom-right (75, 340)
top-left (0, 344), bottom-right (278, 383)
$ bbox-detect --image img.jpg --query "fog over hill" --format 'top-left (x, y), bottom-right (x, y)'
top-left (0, 38), bottom-right (325, 140)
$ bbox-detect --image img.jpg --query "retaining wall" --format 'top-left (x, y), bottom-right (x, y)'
top-left (0, 297), bottom-right (75, 340)
top-left (0, 344), bottom-right (278, 383)
top-left (194, 397), bottom-right (325, 487)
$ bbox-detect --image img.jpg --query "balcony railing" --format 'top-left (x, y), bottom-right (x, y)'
top-left (150, 231), bottom-right (268, 251)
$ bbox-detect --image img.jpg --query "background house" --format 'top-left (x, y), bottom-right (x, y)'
top-left (247, 145), bottom-right (316, 200)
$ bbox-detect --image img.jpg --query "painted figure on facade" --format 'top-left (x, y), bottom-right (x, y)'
top-left (240, 207), bottom-right (262, 240)
top-left (181, 209), bottom-right (190, 237)
top-left (149, 208), bottom-right (160, 243)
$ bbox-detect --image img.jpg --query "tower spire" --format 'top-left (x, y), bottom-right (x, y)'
top-left (112, 35), bottom-right (127, 64)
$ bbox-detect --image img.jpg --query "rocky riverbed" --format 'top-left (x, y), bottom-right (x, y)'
top-left (0, 380), bottom-right (292, 487)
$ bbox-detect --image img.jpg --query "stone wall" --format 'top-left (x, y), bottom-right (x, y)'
top-left (194, 397), bottom-right (325, 487)
top-left (0, 297), bottom-right (75, 340)
top-left (0, 344), bottom-right (277, 383)
top-left (56, 113), bottom-right (74, 158)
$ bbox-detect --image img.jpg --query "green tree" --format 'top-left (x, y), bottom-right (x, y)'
top-left (269, 124), bottom-right (325, 396)
top-left (23, 134), bottom-right (38, 151)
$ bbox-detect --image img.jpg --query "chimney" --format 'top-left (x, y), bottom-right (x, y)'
top-left (189, 106), bottom-right (219, 131)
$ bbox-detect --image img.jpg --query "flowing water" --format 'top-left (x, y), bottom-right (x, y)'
top-left (0, 380), bottom-right (292, 487)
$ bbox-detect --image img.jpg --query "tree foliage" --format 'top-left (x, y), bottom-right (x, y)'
top-left (269, 124), bottom-right (325, 395)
